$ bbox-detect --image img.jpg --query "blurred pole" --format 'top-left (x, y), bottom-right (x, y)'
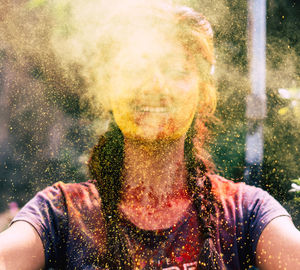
top-left (244, 0), bottom-right (267, 186)
top-left (0, 52), bottom-right (9, 160)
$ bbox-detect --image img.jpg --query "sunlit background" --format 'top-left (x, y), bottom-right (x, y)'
top-left (0, 0), bottom-right (299, 231)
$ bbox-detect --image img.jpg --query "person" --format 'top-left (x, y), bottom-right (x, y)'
top-left (0, 3), bottom-right (300, 270)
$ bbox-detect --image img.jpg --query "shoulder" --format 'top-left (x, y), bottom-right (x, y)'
top-left (50, 180), bottom-right (99, 198)
top-left (13, 180), bottom-right (100, 220)
top-left (12, 180), bottom-right (105, 268)
top-left (207, 174), bottom-right (246, 199)
top-left (205, 175), bottom-right (292, 268)
top-left (44, 180), bottom-right (101, 212)
top-left (48, 179), bottom-right (98, 193)
top-left (208, 174), bottom-right (273, 201)
top-left (207, 174), bottom-right (287, 212)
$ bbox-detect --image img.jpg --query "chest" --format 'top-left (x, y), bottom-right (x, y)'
top-left (121, 212), bottom-right (202, 270)
top-left (62, 201), bottom-right (248, 270)
top-left (66, 205), bottom-right (203, 269)
top-left (119, 198), bottom-right (192, 230)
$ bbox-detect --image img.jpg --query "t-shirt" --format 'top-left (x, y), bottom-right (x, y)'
top-left (12, 175), bottom-right (291, 270)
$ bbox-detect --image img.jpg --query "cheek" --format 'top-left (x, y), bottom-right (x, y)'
top-left (174, 103), bottom-right (197, 125)
top-left (176, 87), bottom-right (199, 116)
top-left (169, 92), bottom-right (198, 137)
top-left (157, 103), bottom-right (197, 140)
top-left (111, 98), bottom-right (136, 131)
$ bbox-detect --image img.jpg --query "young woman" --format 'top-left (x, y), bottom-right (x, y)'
top-left (0, 4), bottom-right (300, 270)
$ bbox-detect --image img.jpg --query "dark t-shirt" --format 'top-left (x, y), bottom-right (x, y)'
top-left (12, 175), bottom-right (291, 269)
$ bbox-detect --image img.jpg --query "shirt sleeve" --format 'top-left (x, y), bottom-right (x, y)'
top-left (242, 184), bottom-right (292, 256)
top-left (11, 182), bottom-right (68, 268)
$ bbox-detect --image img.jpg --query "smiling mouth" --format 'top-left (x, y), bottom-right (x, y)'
top-left (135, 106), bottom-right (169, 113)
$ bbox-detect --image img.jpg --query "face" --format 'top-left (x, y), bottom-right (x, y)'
top-left (109, 45), bottom-right (200, 142)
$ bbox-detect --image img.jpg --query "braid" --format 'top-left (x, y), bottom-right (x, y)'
top-left (88, 122), bottom-right (132, 269)
top-left (185, 120), bottom-right (225, 270)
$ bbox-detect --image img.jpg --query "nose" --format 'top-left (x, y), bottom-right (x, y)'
top-left (152, 69), bottom-right (169, 95)
top-left (153, 69), bottom-right (163, 86)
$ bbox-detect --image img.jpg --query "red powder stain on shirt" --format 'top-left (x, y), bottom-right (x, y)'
top-left (210, 175), bottom-right (244, 200)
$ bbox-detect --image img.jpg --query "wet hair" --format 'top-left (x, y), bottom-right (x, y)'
top-left (88, 5), bottom-right (225, 269)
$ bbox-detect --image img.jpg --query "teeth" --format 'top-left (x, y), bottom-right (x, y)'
top-left (138, 107), bottom-right (168, 113)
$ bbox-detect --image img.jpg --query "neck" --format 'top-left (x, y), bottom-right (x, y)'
top-left (121, 136), bottom-right (189, 208)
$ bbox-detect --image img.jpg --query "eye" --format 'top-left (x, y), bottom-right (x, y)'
top-left (166, 69), bottom-right (190, 80)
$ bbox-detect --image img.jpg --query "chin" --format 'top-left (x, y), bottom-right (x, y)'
top-left (123, 126), bottom-right (187, 143)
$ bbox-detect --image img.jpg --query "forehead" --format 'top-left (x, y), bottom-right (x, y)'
top-left (113, 40), bottom-right (190, 73)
